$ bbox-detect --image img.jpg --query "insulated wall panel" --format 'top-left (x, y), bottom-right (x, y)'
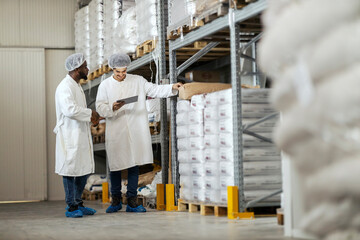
top-left (0, 48), bottom-right (47, 201)
top-left (0, 0), bottom-right (76, 48)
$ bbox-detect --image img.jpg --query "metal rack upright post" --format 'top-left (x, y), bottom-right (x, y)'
top-left (167, 0), bottom-right (270, 211)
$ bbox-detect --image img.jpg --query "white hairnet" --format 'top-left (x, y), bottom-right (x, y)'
top-left (108, 53), bottom-right (131, 69)
top-left (65, 53), bottom-right (86, 71)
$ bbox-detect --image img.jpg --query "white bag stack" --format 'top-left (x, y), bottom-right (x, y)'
top-left (114, 6), bottom-right (138, 54)
top-left (75, 6), bottom-right (90, 67)
top-left (89, 0), bottom-right (104, 72)
top-left (259, 0), bottom-right (360, 239)
top-left (217, 88), bottom-right (281, 204)
top-left (178, 88), bottom-right (280, 205)
top-left (177, 99), bottom-right (206, 202)
top-left (103, 0), bottom-right (121, 61)
top-left (135, 0), bottom-right (157, 44)
top-left (167, 0), bottom-right (192, 38)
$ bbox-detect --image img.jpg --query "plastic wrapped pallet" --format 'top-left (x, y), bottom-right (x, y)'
top-left (167, 0), bottom-right (191, 37)
top-left (121, 0), bottom-right (136, 12)
top-left (205, 189), bottom-right (221, 203)
top-left (205, 176), bottom-right (221, 190)
top-left (103, 0), bottom-right (121, 61)
top-left (114, 6), bottom-right (137, 54)
top-left (180, 186), bottom-right (192, 200)
top-left (89, 0), bottom-right (104, 71)
top-left (135, 0), bottom-right (157, 44)
top-left (75, 6), bottom-right (90, 67)
top-left (192, 188), bottom-right (205, 202)
top-left (194, 0), bottom-right (223, 16)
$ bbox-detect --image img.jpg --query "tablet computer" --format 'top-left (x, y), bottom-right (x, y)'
top-left (116, 95), bottom-right (138, 104)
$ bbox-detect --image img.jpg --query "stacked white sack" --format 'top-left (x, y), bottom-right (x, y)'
top-left (259, 0), bottom-right (360, 239)
top-left (103, 0), bottom-right (121, 61)
top-left (114, 7), bottom-right (137, 54)
top-left (89, 0), bottom-right (104, 72)
top-left (167, 0), bottom-right (191, 37)
top-left (75, 6), bottom-right (90, 66)
top-left (135, 0), bottom-right (157, 44)
top-left (122, 0), bottom-right (136, 11)
top-left (178, 89), bottom-right (280, 205)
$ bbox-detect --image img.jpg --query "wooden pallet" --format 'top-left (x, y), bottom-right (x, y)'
top-left (276, 208), bottom-right (284, 225)
top-left (79, 79), bottom-right (88, 85)
top-left (92, 134), bottom-right (105, 144)
top-left (135, 40), bottom-right (158, 59)
top-left (82, 189), bottom-right (102, 201)
top-left (102, 64), bottom-right (111, 74)
top-left (177, 199), bottom-right (227, 217)
top-left (167, 20), bottom-right (204, 40)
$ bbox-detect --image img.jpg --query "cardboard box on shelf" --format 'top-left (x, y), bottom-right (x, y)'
top-left (179, 82), bottom-right (232, 100)
top-left (185, 70), bottom-right (221, 83)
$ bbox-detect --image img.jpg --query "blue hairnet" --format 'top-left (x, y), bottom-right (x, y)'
top-left (65, 53), bottom-right (86, 71)
top-left (108, 53), bottom-right (131, 69)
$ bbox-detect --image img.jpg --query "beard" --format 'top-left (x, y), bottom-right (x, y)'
top-left (80, 70), bottom-right (88, 80)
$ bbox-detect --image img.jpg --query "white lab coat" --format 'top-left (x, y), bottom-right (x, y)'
top-left (53, 75), bottom-right (95, 176)
top-left (96, 74), bottom-right (177, 171)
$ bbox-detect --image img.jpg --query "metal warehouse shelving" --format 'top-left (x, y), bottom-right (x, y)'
top-left (167, 0), bottom-right (281, 212)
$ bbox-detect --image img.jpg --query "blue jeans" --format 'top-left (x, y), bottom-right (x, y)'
top-left (110, 166), bottom-right (139, 199)
top-left (63, 175), bottom-right (89, 208)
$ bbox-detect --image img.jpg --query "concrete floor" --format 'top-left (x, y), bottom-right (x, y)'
top-left (0, 201), bottom-right (301, 240)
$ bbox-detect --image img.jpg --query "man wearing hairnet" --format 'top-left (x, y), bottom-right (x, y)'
top-left (96, 53), bottom-right (183, 213)
top-left (54, 53), bottom-right (100, 218)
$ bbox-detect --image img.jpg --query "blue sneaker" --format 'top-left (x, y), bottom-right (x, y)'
top-left (126, 204), bottom-right (146, 212)
top-left (79, 206), bottom-right (96, 215)
top-left (106, 196), bottom-right (122, 213)
top-left (65, 209), bottom-right (83, 218)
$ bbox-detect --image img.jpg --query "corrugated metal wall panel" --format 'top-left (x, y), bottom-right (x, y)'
top-left (22, 49), bottom-right (47, 200)
top-left (0, 0), bottom-right (76, 48)
top-left (19, 0), bottom-right (76, 48)
top-left (0, 48), bottom-right (47, 201)
top-left (0, 49), bottom-right (25, 200)
top-left (0, 0), bottom-right (21, 46)
top-left (45, 49), bottom-right (74, 201)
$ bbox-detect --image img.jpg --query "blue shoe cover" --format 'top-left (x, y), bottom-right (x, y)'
top-left (106, 202), bottom-right (122, 213)
top-left (126, 205), bottom-right (146, 212)
top-left (65, 209), bottom-right (83, 218)
top-left (79, 206), bottom-right (96, 215)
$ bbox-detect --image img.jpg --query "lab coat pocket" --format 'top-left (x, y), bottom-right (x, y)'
top-left (63, 127), bottom-right (82, 148)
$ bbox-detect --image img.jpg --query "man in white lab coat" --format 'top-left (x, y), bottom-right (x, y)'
top-left (54, 53), bottom-right (100, 218)
top-left (96, 53), bottom-right (182, 213)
